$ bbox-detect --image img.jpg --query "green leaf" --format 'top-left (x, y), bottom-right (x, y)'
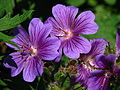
top-left (66, 0), bottom-right (86, 7)
top-left (54, 72), bottom-right (65, 82)
top-left (16, 0), bottom-right (22, 3)
top-left (62, 77), bottom-right (70, 88)
top-left (2, 88), bottom-right (11, 90)
top-left (0, 56), bottom-right (4, 60)
top-left (29, 85), bottom-right (35, 90)
top-left (0, 79), bottom-right (7, 86)
top-left (0, 0), bottom-right (15, 16)
top-left (104, 0), bottom-right (116, 5)
top-left (61, 55), bottom-right (68, 66)
top-left (0, 32), bottom-right (18, 48)
top-left (49, 84), bottom-right (61, 90)
top-left (0, 10), bottom-right (33, 31)
top-left (88, 0), bottom-right (97, 7)
top-left (73, 83), bottom-right (84, 90)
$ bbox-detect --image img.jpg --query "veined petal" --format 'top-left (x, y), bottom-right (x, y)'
top-left (75, 64), bottom-right (90, 87)
top-left (52, 4), bottom-right (78, 29)
top-left (6, 43), bottom-right (19, 50)
top-left (96, 54), bottom-right (116, 69)
top-left (28, 18), bottom-right (41, 43)
top-left (15, 27), bottom-right (29, 41)
top-left (88, 70), bottom-right (110, 90)
top-left (4, 55), bottom-right (17, 69)
top-left (35, 22), bottom-right (52, 47)
top-left (45, 17), bottom-right (65, 37)
top-left (11, 60), bottom-right (24, 77)
top-left (29, 18), bottom-right (53, 47)
top-left (11, 52), bottom-right (28, 77)
top-left (80, 39), bottom-right (108, 60)
top-left (34, 56), bottom-right (43, 76)
top-left (89, 39), bottom-right (108, 57)
top-left (4, 52), bottom-right (27, 77)
top-left (23, 56), bottom-right (43, 82)
top-left (11, 27), bottom-right (30, 48)
top-left (63, 36), bottom-right (91, 58)
top-left (38, 37), bottom-right (61, 60)
top-left (73, 11), bottom-right (98, 35)
top-left (113, 67), bottom-right (120, 79)
top-left (54, 45), bottom-right (63, 62)
top-left (23, 58), bottom-right (36, 82)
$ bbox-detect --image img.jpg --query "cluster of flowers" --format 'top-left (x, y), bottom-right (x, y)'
top-left (4, 4), bottom-right (120, 89)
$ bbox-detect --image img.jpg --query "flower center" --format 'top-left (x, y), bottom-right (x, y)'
top-left (65, 30), bottom-right (73, 39)
top-left (30, 46), bottom-right (37, 56)
top-left (57, 29), bottom-right (73, 39)
top-left (105, 71), bottom-right (112, 78)
top-left (101, 71), bottom-right (112, 86)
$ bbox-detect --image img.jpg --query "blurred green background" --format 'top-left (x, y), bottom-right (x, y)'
top-left (0, 0), bottom-right (120, 90)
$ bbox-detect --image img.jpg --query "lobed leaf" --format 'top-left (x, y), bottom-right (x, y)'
top-left (0, 10), bottom-right (33, 31)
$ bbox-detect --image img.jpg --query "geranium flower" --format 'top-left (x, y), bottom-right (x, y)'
top-left (87, 54), bottom-right (116, 90)
top-left (46, 4), bottom-right (98, 62)
top-left (72, 39), bottom-right (108, 86)
top-left (4, 18), bottom-right (60, 82)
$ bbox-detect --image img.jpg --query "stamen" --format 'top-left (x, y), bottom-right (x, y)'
top-left (65, 30), bottom-right (73, 39)
top-left (30, 46), bottom-right (37, 56)
top-left (56, 29), bottom-right (73, 39)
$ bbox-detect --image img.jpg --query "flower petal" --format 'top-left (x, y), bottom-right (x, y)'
top-left (75, 64), bottom-right (90, 87)
top-left (73, 11), bottom-right (98, 35)
top-left (89, 39), bottom-right (108, 57)
top-left (80, 39), bottom-right (108, 60)
top-left (52, 4), bottom-right (78, 29)
top-left (38, 37), bottom-right (61, 60)
top-left (4, 55), bottom-right (17, 69)
top-left (11, 52), bottom-right (28, 77)
top-left (96, 54), bottom-right (116, 69)
top-left (29, 18), bottom-right (53, 47)
top-left (35, 22), bottom-right (52, 47)
top-left (23, 59), bottom-right (36, 82)
top-left (34, 57), bottom-right (43, 76)
top-left (54, 45), bottom-right (63, 62)
top-left (6, 43), bottom-right (19, 50)
top-left (23, 56), bottom-right (43, 82)
top-left (113, 67), bottom-right (120, 79)
top-left (45, 17), bottom-right (64, 37)
top-left (63, 36), bottom-right (91, 58)
top-left (28, 18), bottom-right (41, 43)
top-left (4, 52), bottom-right (27, 77)
top-left (88, 70), bottom-right (110, 90)
top-left (11, 27), bottom-right (30, 48)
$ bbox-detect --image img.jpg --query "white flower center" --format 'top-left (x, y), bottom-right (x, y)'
top-left (30, 46), bottom-right (37, 56)
top-left (57, 29), bottom-right (73, 39)
top-left (65, 30), bottom-right (73, 39)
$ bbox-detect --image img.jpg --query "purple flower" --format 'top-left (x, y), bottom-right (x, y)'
top-left (80, 39), bottom-right (108, 60)
top-left (4, 18), bottom-right (60, 82)
top-left (71, 64), bottom-right (90, 87)
top-left (87, 54), bottom-right (116, 90)
top-left (72, 39), bottom-right (108, 86)
top-left (45, 4), bottom-right (98, 62)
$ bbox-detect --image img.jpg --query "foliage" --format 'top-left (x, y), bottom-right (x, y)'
top-left (0, 0), bottom-right (120, 90)
top-left (66, 0), bottom-right (86, 7)
top-left (0, 10), bottom-right (33, 31)
top-left (0, 0), bottom-right (15, 17)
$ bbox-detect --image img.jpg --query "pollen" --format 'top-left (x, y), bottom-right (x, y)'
top-left (30, 46), bottom-right (37, 56)
top-left (65, 30), bottom-right (73, 39)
